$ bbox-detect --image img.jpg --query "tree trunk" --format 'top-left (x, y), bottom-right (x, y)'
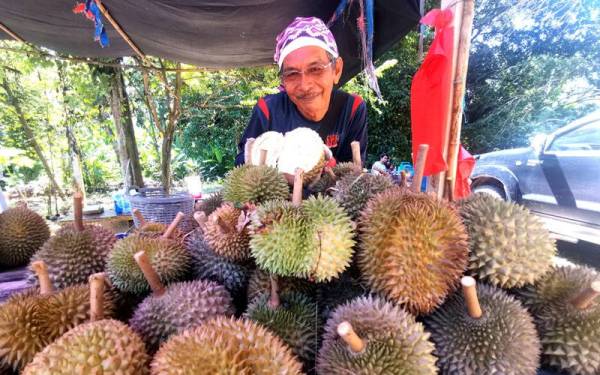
top-left (161, 135), bottom-right (173, 195)
top-left (98, 106), bottom-right (121, 166)
top-left (1, 76), bottom-right (66, 200)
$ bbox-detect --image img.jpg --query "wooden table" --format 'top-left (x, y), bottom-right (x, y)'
top-left (59, 207), bottom-right (133, 233)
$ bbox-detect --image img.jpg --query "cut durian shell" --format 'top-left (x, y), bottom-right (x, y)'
top-left (277, 127), bottom-right (328, 184)
top-left (203, 203), bottom-right (251, 262)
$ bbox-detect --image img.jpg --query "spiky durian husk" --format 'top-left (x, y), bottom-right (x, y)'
top-left (134, 222), bottom-right (184, 241)
top-left (204, 204), bottom-right (250, 262)
top-left (515, 266), bottom-right (600, 375)
top-left (359, 188), bottom-right (468, 314)
top-left (332, 172), bottom-right (394, 218)
top-left (458, 193), bottom-right (556, 288)
top-left (129, 280), bottom-right (233, 353)
top-left (277, 127), bottom-right (327, 184)
top-left (247, 268), bottom-right (316, 302)
top-left (0, 207), bottom-right (50, 267)
top-left (107, 234), bottom-right (190, 295)
top-left (195, 191), bottom-right (224, 216)
top-left (317, 295), bottom-right (437, 375)
top-left (250, 196), bottom-right (355, 282)
top-left (55, 223), bottom-right (116, 255)
top-left (309, 162), bottom-right (362, 195)
top-left (151, 316), bottom-right (303, 375)
top-left (245, 291), bottom-right (319, 368)
top-left (316, 272), bottom-right (367, 321)
top-left (23, 319), bottom-right (149, 375)
top-left (222, 165), bottom-right (289, 206)
top-left (425, 283), bottom-right (540, 374)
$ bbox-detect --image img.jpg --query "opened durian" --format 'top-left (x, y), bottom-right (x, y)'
top-left (151, 316), bottom-right (303, 374)
top-left (317, 295), bottom-right (437, 374)
top-left (247, 268), bottom-right (316, 302)
top-left (458, 193), bottom-right (556, 288)
top-left (333, 172), bottom-right (394, 218)
top-left (203, 203), bottom-right (251, 262)
top-left (425, 277), bottom-right (540, 374)
top-left (359, 188), bottom-right (468, 314)
top-left (278, 127), bottom-right (328, 184)
top-left (248, 130), bottom-right (284, 167)
top-left (132, 209), bottom-right (184, 241)
top-left (222, 164), bottom-right (289, 206)
top-left (0, 206), bottom-right (50, 267)
top-left (515, 266), bottom-right (600, 375)
top-left (309, 161), bottom-right (362, 195)
top-left (195, 191), bottom-right (224, 217)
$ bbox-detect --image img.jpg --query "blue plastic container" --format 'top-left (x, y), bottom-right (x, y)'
top-left (112, 192), bottom-right (131, 215)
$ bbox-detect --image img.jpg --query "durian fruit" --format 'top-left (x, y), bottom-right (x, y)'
top-left (359, 188), bottom-right (469, 314)
top-left (425, 277), bottom-right (540, 374)
top-left (458, 193), bottom-right (556, 288)
top-left (317, 295), bottom-right (437, 375)
top-left (132, 209), bottom-right (184, 241)
top-left (195, 191), bottom-right (224, 216)
top-left (203, 203), bottom-right (251, 262)
top-left (250, 194), bottom-right (355, 282)
top-left (247, 268), bottom-right (316, 302)
top-left (0, 206), bottom-right (50, 267)
top-left (151, 316), bottom-right (303, 374)
top-left (249, 130), bottom-right (285, 167)
top-left (22, 319), bottom-right (149, 375)
top-left (316, 271), bottom-right (367, 321)
top-left (309, 161), bottom-right (362, 195)
top-left (332, 172), bottom-right (394, 218)
top-left (278, 127), bottom-right (328, 184)
top-left (222, 164), bottom-right (289, 206)
top-left (515, 266), bottom-right (600, 375)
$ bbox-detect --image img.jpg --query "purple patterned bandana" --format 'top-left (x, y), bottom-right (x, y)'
top-left (274, 17), bottom-right (339, 69)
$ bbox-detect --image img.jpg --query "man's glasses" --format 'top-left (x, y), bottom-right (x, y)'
top-left (280, 61), bottom-right (334, 85)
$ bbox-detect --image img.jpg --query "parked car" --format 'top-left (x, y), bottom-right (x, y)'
top-left (471, 111), bottom-right (600, 245)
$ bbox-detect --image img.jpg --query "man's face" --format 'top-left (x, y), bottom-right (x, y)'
top-left (382, 155), bottom-right (389, 163)
top-left (281, 46), bottom-right (343, 121)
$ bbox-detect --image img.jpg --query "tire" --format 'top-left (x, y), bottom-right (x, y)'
top-left (472, 184), bottom-right (506, 201)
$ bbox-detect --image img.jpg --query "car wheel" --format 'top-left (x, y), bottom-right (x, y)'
top-left (472, 184), bottom-right (506, 201)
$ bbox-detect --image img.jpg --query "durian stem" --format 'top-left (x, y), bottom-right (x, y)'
top-left (350, 141), bottom-right (361, 168)
top-left (571, 281), bottom-right (600, 310)
top-left (30, 260), bottom-right (53, 295)
top-left (399, 170), bottom-right (408, 188)
top-left (134, 251), bottom-right (166, 296)
top-left (324, 166), bottom-right (336, 181)
top-left (133, 208), bottom-right (146, 226)
top-left (89, 272), bottom-right (105, 321)
top-left (244, 138), bottom-right (256, 165)
top-left (292, 168), bottom-right (304, 206)
top-left (268, 274), bottom-right (280, 309)
top-left (411, 144), bottom-right (429, 193)
top-left (461, 276), bottom-right (482, 319)
top-left (193, 211), bottom-right (207, 232)
top-left (162, 212), bottom-right (185, 239)
top-left (259, 149), bottom-right (268, 166)
top-left (73, 191), bottom-right (84, 232)
top-left (337, 321), bottom-right (365, 353)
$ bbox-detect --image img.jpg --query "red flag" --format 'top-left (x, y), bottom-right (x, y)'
top-left (454, 145), bottom-right (476, 199)
top-left (410, 8), bottom-right (454, 176)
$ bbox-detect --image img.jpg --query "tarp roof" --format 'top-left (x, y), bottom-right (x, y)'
top-left (0, 0), bottom-right (420, 84)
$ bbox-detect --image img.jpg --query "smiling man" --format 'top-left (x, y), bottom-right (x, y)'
top-left (235, 17), bottom-right (368, 166)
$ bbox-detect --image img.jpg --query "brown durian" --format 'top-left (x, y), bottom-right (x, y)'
top-left (203, 203), bottom-right (250, 262)
top-left (0, 207), bottom-right (49, 267)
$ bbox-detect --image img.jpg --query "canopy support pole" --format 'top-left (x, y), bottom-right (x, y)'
top-left (0, 22), bottom-right (26, 43)
top-left (94, 0), bottom-right (147, 62)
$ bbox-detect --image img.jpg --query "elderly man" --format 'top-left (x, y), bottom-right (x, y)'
top-left (235, 17), bottom-right (368, 166)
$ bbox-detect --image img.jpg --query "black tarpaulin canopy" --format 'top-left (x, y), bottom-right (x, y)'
top-left (0, 0), bottom-right (420, 83)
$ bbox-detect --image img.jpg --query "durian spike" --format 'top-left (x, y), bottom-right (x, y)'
top-left (350, 141), bottom-right (361, 168)
top-left (134, 251), bottom-right (166, 296)
top-left (162, 212), bottom-right (185, 239)
top-left (89, 272), bottom-right (106, 321)
top-left (132, 208), bottom-right (147, 226)
top-left (337, 321), bottom-right (365, 353)
top-left (268, 274), bottom-right (280, 309)
top-left (461, 276), bottom-right (483, 319)
top-left (259, 149), bottom-right (268, 166)
top-left (30, 260), bottom-right (53, 295)
top-left (324, 166), bottom-right (336, 181)
top-left (292, 168), bottom-right (304, 206)
top-left (244, 137), bottom-right (256, 164)
top-left (73, 191), bottom-right (84, 232)
top-left (411, 144), bottom-right (429, 193)
top-left (193, 211), bottom-right (207, 232)
top-left (570, 280), bottom-right (600, 310)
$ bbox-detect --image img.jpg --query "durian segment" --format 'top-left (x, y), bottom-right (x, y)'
top-left (130, 279), bottom-right (234, 353)
top-left (245, 291), bottom-right (319, 367)
top-left (317, 295), bottom-right (438, 375)
top-left (135, 222), bottom-right (184, 241)
top-left (23, 319), bottom-right (149, 375)
top-left (359, 188), bottom-right (469, 314)
top-left (278, 127), bottom-right (327, 183)
top-left (247, 268), bottom-right (316, 302)
top-left (222, 164), bottom-right (289, 206)
top-left (516, 266), bottom-right (600, 375)
top-left (204, 204), bottom-right (251, 262)
top-left (107, 234), bottom-right (190, 295)
top-left (195, 191), bottom-right (224, 217)
top-left (250, 130), bottom-right (284, 167)
top-left (151, 316), bottom-right (303, 374)
top-left (0, 207), bottom-right (50, 267)
top-left (425, 283), bottom-right (540, 374)
top-left (309, 162), bottom-right (362, 195)
top-left (332, 172), bottom-right (394, 218)
top-left (458, 193), bottom-right (557, 288)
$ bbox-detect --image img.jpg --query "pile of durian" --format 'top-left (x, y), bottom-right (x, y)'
top-left (0, 128), bottom-right (599, 375)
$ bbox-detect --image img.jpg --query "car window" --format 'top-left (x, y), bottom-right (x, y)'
top-left (548, 121), bottom-right (600, 152)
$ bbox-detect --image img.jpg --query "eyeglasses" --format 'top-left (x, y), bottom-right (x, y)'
top-left (280, 61), bottom-right (334, 85)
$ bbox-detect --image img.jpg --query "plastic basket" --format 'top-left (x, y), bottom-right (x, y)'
top-left (127, 188), bottom-right (195, 233)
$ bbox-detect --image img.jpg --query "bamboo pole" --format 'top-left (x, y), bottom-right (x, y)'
top-left (337, 321), bottom-right (365, 353)
top-left (134, 251), bottom-right (166, 296)
top-left (268, 275), bottom-right (280, 309)
top-left (94, 0), bottom-right (146, 61)
top-left (259, 149), bottom-right (268, 166)
top-left (461, 276), bottom-right (482, 319)
top-left (0, 22), bottom-right (25, 43)
top-left (571, 281), bottom-right (600, 310)
top-left (244, 138), bottom-right (256, 165)
top-left (73, 191), bottom-right (85, 232)
top-left (350, 141), bottom-right (361, 168)
top-left (162, 212), bottom-right (185, 239)
top-left (30, 261), bottom-right (53, 295)
top-left (292, 168), bottom-right (304, 206)
top-left (132, 208), bottom-right (146, 226)
top-left (411, 144), bottom-right (429, 193)
top-left (89, 272), bottom-right (106, 321)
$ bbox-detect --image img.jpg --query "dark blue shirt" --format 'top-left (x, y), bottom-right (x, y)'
top-left (235, 89), bottom-right (368, 166)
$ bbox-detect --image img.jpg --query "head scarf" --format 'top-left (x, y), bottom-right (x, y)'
top-left (274, 17), bottom-right (339, 70)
